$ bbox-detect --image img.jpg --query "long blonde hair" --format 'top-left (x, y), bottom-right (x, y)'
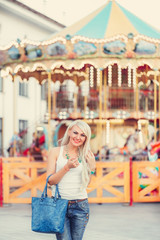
top-left (61, 120), bottom-right (91, 189)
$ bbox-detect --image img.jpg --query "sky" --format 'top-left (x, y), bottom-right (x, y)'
top-left (20, 0), bottom-right (160, 30)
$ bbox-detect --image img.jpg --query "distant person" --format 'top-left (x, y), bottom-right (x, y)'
top-left (8, 132), bottom-right (22, 156)
top-left (30, 132), bottom-right (43, 161)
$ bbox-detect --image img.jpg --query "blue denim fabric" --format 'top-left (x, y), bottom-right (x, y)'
top-left (56, 199), bottom-right (89, 240)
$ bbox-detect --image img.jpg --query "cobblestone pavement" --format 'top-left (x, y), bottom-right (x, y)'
top-left (0, 202), bottom-right (160, 240)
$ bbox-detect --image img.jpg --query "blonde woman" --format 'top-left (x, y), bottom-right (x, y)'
top-left (47, 120), bottom-right (96, 240)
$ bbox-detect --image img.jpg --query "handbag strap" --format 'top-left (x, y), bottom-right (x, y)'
top-left (41, 174), bottom-right (52, 198)
top-left (41, 174), bottom-right (61, 199)
top-left (55, 184), bottom-right (61, 199)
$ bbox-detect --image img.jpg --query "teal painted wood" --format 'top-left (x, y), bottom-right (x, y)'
top-left (75, 1), bottom-right (112, 39)
top-left (118, 3), bottom-right (160, 39)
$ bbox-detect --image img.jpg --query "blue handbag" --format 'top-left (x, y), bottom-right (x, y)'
top-left (31, 174), bottom-right (68, 233)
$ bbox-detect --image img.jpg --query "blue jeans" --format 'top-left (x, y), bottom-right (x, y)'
top-left (56, 199), bottom-right (89, 240)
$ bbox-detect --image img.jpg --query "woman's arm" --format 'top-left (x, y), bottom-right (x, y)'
top-left (86, 150), bottom-right (96, 172)
top-left (46, 147), bottom-right (70, 185)
top-left (46, 147), bottom-right (80, 185)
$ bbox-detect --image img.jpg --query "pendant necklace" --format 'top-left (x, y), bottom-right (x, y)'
top-left (65, 145), bottom-right (82, 163)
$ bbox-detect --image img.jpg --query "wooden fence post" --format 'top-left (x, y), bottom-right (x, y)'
top-left (2, 162), bottom-right (10, 203)
top-left (0, 158), bottom-right (3, 207)
top-left (129, 157), bottom-right (133, 206)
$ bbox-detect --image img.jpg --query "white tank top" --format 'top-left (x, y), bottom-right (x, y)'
top-left (51, 146), bottom-right (88, 200)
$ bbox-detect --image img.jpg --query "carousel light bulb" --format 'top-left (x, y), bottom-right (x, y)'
top-left (128, 65), bottom-right (131, 87)
top-left (133, 68), bottom-right (136, 89)
top-left (106, 120), bottom-right (110, 144)
top-left (118, 65), bottom-right (122, 87)
top-left (108, 65), bottom-right (112, 87)
top-left (97, 68), bottom-right (100, 87)
top-left (138, 120), bottom-right (141, 130)
top-left (85, 110), bottom-right (89, 119)
top-left (89, 66), bottom-right (94, 88)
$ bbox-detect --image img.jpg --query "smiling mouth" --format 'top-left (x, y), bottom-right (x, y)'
top-left (73, 139), bottom-right (80, 143)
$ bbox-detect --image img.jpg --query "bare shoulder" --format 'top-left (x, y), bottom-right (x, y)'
top-left (48, 146), bottom-right (61, 158)
top-left (47, 147), bottom-right (62, 175)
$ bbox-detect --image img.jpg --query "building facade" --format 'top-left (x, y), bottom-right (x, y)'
top-left (0, 0), bottom-right (65, 155)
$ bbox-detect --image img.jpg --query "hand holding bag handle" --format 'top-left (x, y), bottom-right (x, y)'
top-left (32, 173), bottom-right (68, 233)
top-left (42, 174), bottom-right (61, 199)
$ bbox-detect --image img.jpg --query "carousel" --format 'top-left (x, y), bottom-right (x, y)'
top-left (1, 0), bottom-right (160, 160)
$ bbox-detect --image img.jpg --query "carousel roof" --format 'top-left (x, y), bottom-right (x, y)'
top-left (2, 0), bottom-right (160, 72)
top-left (52, 0), bottom-right (160, 39)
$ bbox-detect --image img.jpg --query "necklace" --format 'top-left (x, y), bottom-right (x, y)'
top-left (65, 145), bottom-right (82, 163)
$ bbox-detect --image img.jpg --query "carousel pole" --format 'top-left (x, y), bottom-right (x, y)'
top-left (34, 79), bottom-right (38, 137)
top-left (52, 72), bottom-right (56, 117)
top-left (99, 69), bottom-right (103, 159)
top-left (135, 73), bottom-right (139, 118)
top-left (104, 68), bottom-right (107, 115)
top-left (13, 73), bottom-right (17, 157)
top-left (84, 67), bottom-right (88, 116)
top-left (154, 72), bottom-right (157, 141)
top-left (84, 95), bottom-right (87, 114)
top-left (99, 69), bottom-right (103, 119)
top-left (73, 74), bottom-right (78, 114)
top-left (145, 65), bottom-right (148, 112)
top-left (47, 70), bottom-right (52, 149)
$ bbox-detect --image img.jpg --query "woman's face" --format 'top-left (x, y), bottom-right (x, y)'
top-left (68, 125), bottom-right (86, 147)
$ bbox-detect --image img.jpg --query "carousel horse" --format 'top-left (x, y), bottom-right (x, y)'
top-left (106, 130), bottom-right (147, 160)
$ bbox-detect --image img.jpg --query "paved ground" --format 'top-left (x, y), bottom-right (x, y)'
top-left (0, 202), bottom-right (160, 240)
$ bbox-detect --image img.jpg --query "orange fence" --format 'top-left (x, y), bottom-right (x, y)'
top-left (2, 160), bottom-right (47, 203)
top-left (1, 158), bottom-right (160, 204)
top-left (88, 162), bottom-right (130, 203)
top-left (132, 161), bottom-right (160, 202)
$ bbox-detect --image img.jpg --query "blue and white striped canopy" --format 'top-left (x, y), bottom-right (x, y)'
top-left (53, 0), bottom-right (160, 39)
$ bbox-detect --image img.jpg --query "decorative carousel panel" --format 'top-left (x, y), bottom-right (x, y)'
top-left (0, 50), bottom-right (7, 65)
top-left (25, 45), bottom-right (42, 59)
top-left (143, 111), bottom-right (158, 120)
top-left (112, 110), bottom-right (130, 119)
top-left (73, 41), bottom-right (97, 56)
top-left (103, 40), bottom-right (126, 55)
top-left (8, 46), bottom-right (21, 60)
top-left (134, 40), bottom-right (156, 55)
top-left (81, 110), bottom-right (98, 119)
top-left (46, 42), bottom-right (67, 56)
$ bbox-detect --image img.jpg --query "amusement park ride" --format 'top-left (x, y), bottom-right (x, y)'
top-left (1, 0), bottom-right (160, 161)
top-left (1, 0), bottom-right (160, 205)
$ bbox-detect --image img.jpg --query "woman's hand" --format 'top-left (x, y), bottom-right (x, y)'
top-left (66, 157), bottom-right (79, 169)
top-left (86, 150), bottom-right (96, 171)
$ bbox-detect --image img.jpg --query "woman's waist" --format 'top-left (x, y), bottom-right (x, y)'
top-left (68, 198), bottom-right (88, 204)
top-left (51, 185), bottom-right (87, 200)
top-left (56, 176), bottom-right (83, 186)
top-left (52, 184), bottom-right (85, 192)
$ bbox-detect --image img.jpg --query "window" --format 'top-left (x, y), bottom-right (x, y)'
top-left (19, 82), bottom-right (28, 97)
top-left (41, 81), bottom-right (48, 100)
top-left (0, 118), bottom-right (3, 155)
top-left (19, 120), bottom-right (28, 149)
top-left (0, 75), bottom-right (3, 92)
